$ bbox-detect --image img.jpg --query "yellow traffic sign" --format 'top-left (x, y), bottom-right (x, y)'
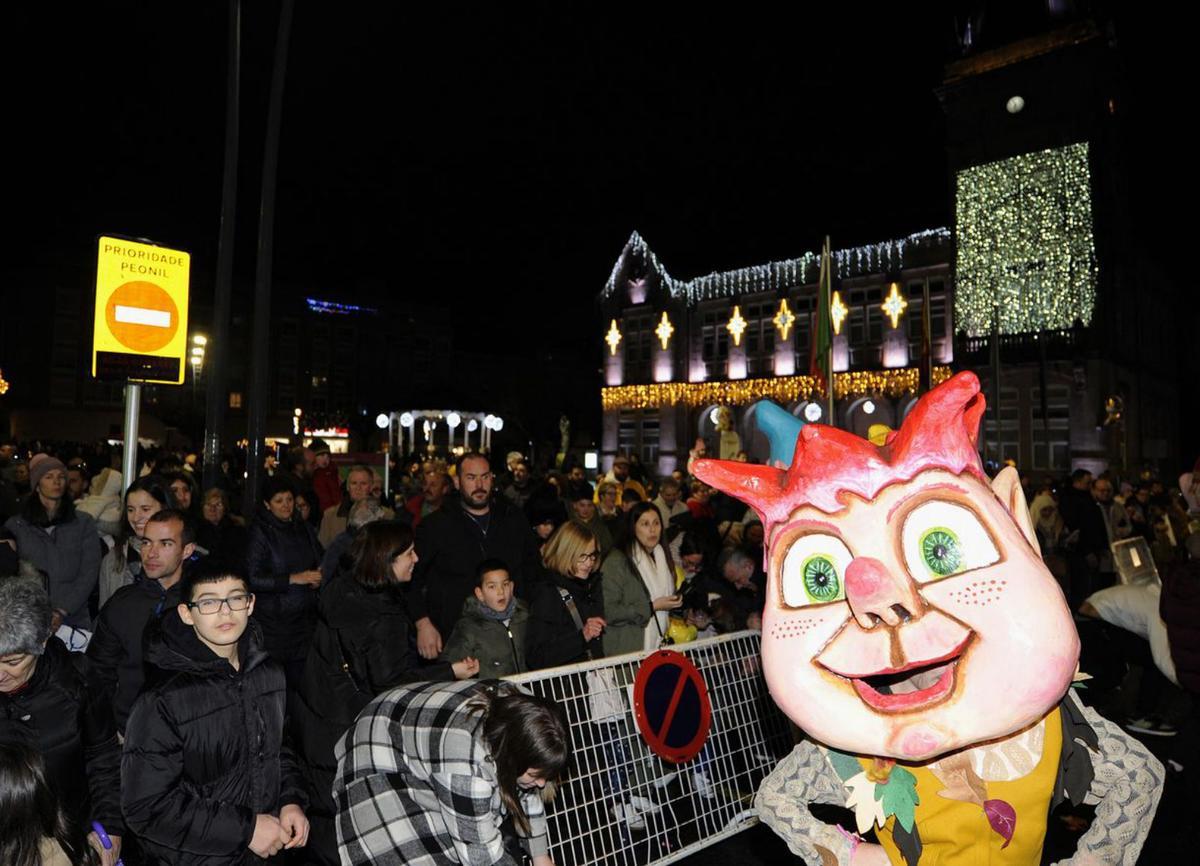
top-left (93, 236), bottom-right (190, 383)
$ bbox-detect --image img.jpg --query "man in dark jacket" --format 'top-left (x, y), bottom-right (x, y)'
top-left (122, 564), bottom-right (309, 864)
top-left (410, 452), bottom-right (540, 659)
top-left (0, 577), bottom-right (123, 865)
top-left (86, 508), bottom-right (194, 731)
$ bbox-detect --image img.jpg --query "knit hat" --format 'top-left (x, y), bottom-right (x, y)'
top-left (308, 438), bottom-right (331, 456)
top-left (28, 453), bottom-right (66, 491)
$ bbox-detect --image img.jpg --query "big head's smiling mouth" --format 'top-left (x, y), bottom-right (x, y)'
top-left (821, 632), bottom-right (974, 714)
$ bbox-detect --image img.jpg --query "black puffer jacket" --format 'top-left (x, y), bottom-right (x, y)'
top-left (526, 567), bottom-right (605, 669)
top-left (0, 636), bottom-right (123, 847)
top-left (86, 575), bottom-right (182, 731)
top-left (196, 516), bottom-right (249, 574)
top-left (122, 613), bottom-right (306, 865)
top-left (291, 571), bottom-right (454, 861)
top-left (244, 507), bottom-right (324, 662)
top-left (409, 496), bottom-right (541, 640)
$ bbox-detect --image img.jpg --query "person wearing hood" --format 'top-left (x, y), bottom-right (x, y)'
top-left (86, 508), bottom-right (194, 733)
top-left (98, 476), bottom-right (171, 607)
top-left (291, 520), bottom-right (477, 865)
top-left (442, 558), bottom-right (529, 678)
top-left (122, 561), bottom-right (309, 864)
top-left (244, 475), bottom-right (324, 687)
top-left (0, 578), bottom-right (124, 866)
top-left (4, 454), bottom-right (101, 630)
top-left (74, 467), bottom-right (125, 541)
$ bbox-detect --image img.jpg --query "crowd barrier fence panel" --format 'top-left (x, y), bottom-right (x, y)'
top-left (504, 630), bottom-right (794, 866)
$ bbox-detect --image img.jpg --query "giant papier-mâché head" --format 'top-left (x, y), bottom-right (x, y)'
top-left (692, 372), bottom-right (1079, 761)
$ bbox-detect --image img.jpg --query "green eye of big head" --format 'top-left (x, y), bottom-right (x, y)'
top-left (802, 556), bottom-right (841, 602)
top-left (920, 527), bottom-right (961, 576)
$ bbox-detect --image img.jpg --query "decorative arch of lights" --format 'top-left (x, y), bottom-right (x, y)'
top-left (381, 409), bottom-right (504, 459)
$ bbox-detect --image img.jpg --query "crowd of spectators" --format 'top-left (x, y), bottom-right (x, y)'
top-left (1, 431), bottom-right (1197, 863)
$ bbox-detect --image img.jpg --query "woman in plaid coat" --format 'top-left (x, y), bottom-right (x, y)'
top-left (334, 679), bottom-right (569, 866)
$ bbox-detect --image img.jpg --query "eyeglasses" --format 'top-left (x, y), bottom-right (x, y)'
top-left (186, 593), bottom-right (253, 615)
top-left (575, 550), bottom-right (599, 563)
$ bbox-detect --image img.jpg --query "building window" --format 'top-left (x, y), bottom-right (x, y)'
top-left (1030, 384), bottom-right (1071, 470)
top-left (623, 313), bottom-right (654, 381)
top-left (979, 385), bottom-right (1021, 466)
top-left (701, 310), bottom-right (729, 378)
top-left (791, 296), bottom-right (813, 368)
top-left (228, 392), bottom-right (243, 408)
top-left (617, 409), bottom-right (660, 467)
top-left (742, 301), bottom-right (776, 377)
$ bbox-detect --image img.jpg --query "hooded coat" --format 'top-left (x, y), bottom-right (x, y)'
top-left (4, 497), bottom-right (101, 628)
top-left (441, 596), bottom-right (530, 677)
top-left (244, 506), bottom-right (324, 663)
top-left (87, 574), bottom-right (182, 731)
top-left (74, 467), bottom-right (125, 539)
top-left (0, 636), bottom-right (123, 848)
top-left (121, 614), bottom-right (306, 865)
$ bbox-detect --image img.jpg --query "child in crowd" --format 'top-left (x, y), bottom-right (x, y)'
top-left (441, 558), bottom-right (529, 677)
top-left (121, 562), bottom-right (309, 864)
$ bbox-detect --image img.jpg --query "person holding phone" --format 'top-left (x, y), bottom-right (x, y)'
top-left (600, 502), bottom-right (682, 655)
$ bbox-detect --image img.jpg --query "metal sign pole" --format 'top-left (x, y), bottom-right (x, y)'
top-left (122, 382), bottom-right (141, 492)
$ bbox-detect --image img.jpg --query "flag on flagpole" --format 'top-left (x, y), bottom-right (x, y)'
top-left (809, 237), bottom-right (833, 399)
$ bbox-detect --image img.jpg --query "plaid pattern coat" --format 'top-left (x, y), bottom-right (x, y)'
top-left (334, 679), bottom-right (550, 865)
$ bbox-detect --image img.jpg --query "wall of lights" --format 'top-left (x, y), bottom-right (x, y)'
top-left (601, 366), bottom-right (952, 411)
top-left (955, 142), bottom-right (1097, 337)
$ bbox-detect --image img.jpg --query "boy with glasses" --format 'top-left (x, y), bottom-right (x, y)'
top-left (121, 562), bottom-right (309, 864)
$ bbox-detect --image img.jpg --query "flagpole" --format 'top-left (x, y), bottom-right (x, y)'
top-left (824, 236), bottom-right (835, 425)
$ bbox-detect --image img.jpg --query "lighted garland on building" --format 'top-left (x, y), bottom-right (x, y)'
top-left (955, 142), bottom-right (1097, 337)
top-left (602, 228), bottom-right (951, 304)
top-left (601, 366), bottom-right (952, 411)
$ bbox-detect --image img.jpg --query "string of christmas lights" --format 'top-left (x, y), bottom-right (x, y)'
top-left (601, 366), bottom-right (952, 411)
top-left (602, 229), bottom-right (951, 304)
top-left (955, 142), bottom-right (1097, 337)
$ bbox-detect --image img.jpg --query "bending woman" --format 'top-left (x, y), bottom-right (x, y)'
top-left (334, 679), bottom-right (569, 866)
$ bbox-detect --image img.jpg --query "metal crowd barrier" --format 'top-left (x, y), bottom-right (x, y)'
top-left (505, 631), bottom-right (794, 866)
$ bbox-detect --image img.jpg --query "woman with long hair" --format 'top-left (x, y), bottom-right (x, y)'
top-left (98, 475), bottom-right (170, 607)
top-left (291, 520), bottom-right (479, 865)
top-left (601, 501), bottom-right (682, 656)
top-left (335, 680), bottom-right (569, 866)
top-left (0, 744), bottom-right (77, 866)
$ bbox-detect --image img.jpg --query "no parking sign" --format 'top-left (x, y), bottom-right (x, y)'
top-left (632, 650), bottom-right (712, 764)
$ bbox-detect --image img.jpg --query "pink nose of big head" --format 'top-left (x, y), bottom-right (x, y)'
top-left (843, 556), bottom-right (923, 629)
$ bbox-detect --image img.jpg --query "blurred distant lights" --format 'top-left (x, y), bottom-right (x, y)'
top-left (399, 412), bottom-right (414, 427)
top-left (484, 415), bottom-right (504, 431)
top-left (863, 400), bottom-right (877, 415)
top-left (803, 403), bottom-right (822, 422)
top-left (446, 412), bottom-right (462, 429)
top-left (1005, 95), bottom-right (1025, 114)
top-left (467, 419), bottom-right (479, 432)
top-left (375, 413), bottom-right (389, 429)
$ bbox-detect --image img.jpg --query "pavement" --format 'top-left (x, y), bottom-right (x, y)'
top-left (681, 617), bottom-right (1196, 865)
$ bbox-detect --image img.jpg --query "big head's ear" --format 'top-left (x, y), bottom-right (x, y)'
top-left (177, 602), bottom-right (195, 626)
top-left (991, 466), bottom-right (1039, 555)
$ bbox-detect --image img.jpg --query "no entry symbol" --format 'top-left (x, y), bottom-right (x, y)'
top-left (632, 650), bottom-right (712, 764)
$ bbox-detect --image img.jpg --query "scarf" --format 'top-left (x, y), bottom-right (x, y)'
top-left (632, 544), bottom-right (674, 651)
top-left (476, 596), bottom-right (517, 622)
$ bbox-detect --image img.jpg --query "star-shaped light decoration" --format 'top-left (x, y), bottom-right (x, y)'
top-left (830, 291), bottom-right (849, 335)
top-left (881, 281), bottom-right (908, 329)
top-left (773, 298), bottom-right (796, 341)
top-left (654, 311), bottom-right (675, 350)
top-left (605, 319), bottom-right (622, 356)
top-left (726, 305), bottom-right (747, 346)
top-left (0, 368), bottom-right (8, 396)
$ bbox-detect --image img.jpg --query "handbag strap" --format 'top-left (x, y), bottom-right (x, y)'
top-left (557, 586), bottom-right (595, 661)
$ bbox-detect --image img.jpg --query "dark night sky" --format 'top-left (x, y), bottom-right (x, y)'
top-left (6, 3), bottom-right (1187, 362)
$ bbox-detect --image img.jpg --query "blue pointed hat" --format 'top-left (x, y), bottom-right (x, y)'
top-left (756, 401), bottom-right (806, 468)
